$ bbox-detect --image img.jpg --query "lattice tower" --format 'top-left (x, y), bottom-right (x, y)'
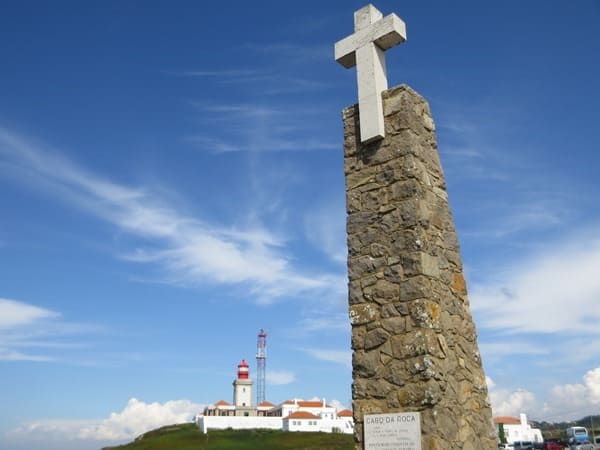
top-left (256, 329), bottom-right (267, 405)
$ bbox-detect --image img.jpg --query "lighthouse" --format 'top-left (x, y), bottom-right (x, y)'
top-left (233, 359), bottom-right (254, 414)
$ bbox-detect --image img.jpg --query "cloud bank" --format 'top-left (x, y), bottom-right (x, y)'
top-left (488, 367), bottom-right (600, 421)
top-left (9, 397), bottom-right (203, 443)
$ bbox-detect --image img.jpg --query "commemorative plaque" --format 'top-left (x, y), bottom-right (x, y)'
top-left (364, 412), bottom-right (421, 449)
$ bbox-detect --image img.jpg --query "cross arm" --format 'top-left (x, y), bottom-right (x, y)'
top-left (334, 13), bottom-right (406, 69)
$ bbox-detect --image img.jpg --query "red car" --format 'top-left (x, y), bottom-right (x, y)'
top-left (542, 442), bottom-right (564, 450)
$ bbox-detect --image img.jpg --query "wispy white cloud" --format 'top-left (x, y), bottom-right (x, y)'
top-left (0, 128), bottom-right (341, 304)
top-left (0, 298), bottom-right (59, 328)
top-left (266, 370), bottom-right (296, 385)
top-left (0, 349), bottom-right (56, 362)
top-left (549, 336), bottom-right (600, 366)
top-left (301, 348), bottom-right (352, 368)
top-left (167, 58), bottom-right (329, 94)
top-left (184, 134), bottom-right (337, 153)
top-left (242, 42), bottom-right (331, 62)
top-left (296, 312), bottom-right (350, 334)
top-left (479, 341), bottom-right (550, 361)
top-left (184, 104), bottom-right (337, 153)
top-left (260, 77), bottom-right (330, 95)
top-left (0, 298), bottom-right (60, 362)
top-left (193, 104), bottom-right (283, 117)
top-left (304, 199), bottom-right (347, 264)
top-left (184, 101), bottom-right (337, 153)
top-left (461, 197), bottom-right (570, 241)
top-left (437, 113), bottom-right (511, 183)
top-left (0, 297), bottom-right (100, 363)
top-left (472, 229), bottom-right (600, 422)
top-left (471, 230), bottom-right (600, 334)
top-left (9, 397), bottom-right (203, 443)
top-left (165, 69), bottom-right (260, 78)
top-left (437, 105), bottom-right (577, 243)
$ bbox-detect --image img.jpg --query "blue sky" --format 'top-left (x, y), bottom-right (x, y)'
top-left (1, 1), bottom-right (599, 449)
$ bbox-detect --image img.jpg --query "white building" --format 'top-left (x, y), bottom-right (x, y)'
top-left (494, 413), bottom-right (544, 444)
top-left (196, 360), bottom-right (353, 434)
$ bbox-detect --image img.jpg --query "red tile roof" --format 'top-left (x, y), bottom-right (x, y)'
top-left (338, 409), bottom-right (353, 417)
top-left (286, 411), bottom-right (320, 419)
top-left (215, 400), bottom-right (231, 406)
top-left (280, 399), bottom-right (329, 408)
top-left (258, 401), bottom-right (276, 407)
top-left (493, 416), bottom-right (520, 424)
top-left (298, 401), bottom-right (327, 407)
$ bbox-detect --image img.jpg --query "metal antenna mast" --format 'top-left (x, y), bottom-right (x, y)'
top-left (256, 329), bottom-right (267, 405)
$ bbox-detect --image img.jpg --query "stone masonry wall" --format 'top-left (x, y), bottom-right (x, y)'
top-left (343, 85), bottom-right (497, 450)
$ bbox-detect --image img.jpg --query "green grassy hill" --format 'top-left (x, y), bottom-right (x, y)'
top-left (103, 423), bottom-right (354, 450)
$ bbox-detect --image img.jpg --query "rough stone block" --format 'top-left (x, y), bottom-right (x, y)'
top-left (364, 327), bottom-right (389, 350)
top-left (353, 350), bottom-right (380, 378)
top-left (399, 275), bottom-right (433, 301)
top-left (451, 272), bottom-right (467, 295)
top-left (409, 299), bottom-right (442, 329)
top-left (380, 316), bottom-right (406, 334)
top-left (349, 303), bottom-right (379, 325)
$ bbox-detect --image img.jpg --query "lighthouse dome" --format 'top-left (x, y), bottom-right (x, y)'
top-left (237, 359), bottom-right (249, 379)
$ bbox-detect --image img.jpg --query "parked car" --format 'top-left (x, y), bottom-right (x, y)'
top-left (514, 442), bottom-right (535, 450)
top-left (570, 441), bottom-right (594, 450)
top-left (594, 437), bottom-right (600, 450)
top-left (499, 444), bottom-right (515, 450)
top-left (543, 440), bottom-right (565, 450)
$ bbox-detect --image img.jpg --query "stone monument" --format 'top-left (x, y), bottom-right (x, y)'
top-left (335, 5), bottom-right (497, 450)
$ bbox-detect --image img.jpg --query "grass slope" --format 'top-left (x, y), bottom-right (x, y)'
top-left (104, 423), bottom-right (354, 450)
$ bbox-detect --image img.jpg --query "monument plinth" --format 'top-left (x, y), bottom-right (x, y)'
top-left (336, 6), bottom-right (497, 449)
top-left (343, 84), bottom-right (497, 450)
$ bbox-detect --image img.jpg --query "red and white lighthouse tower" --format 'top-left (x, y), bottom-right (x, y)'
top-left (233, 359), bottom-right (253, 409)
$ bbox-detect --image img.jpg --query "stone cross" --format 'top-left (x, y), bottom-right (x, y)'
top-left (335, 4), bottom-right (406, 143)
